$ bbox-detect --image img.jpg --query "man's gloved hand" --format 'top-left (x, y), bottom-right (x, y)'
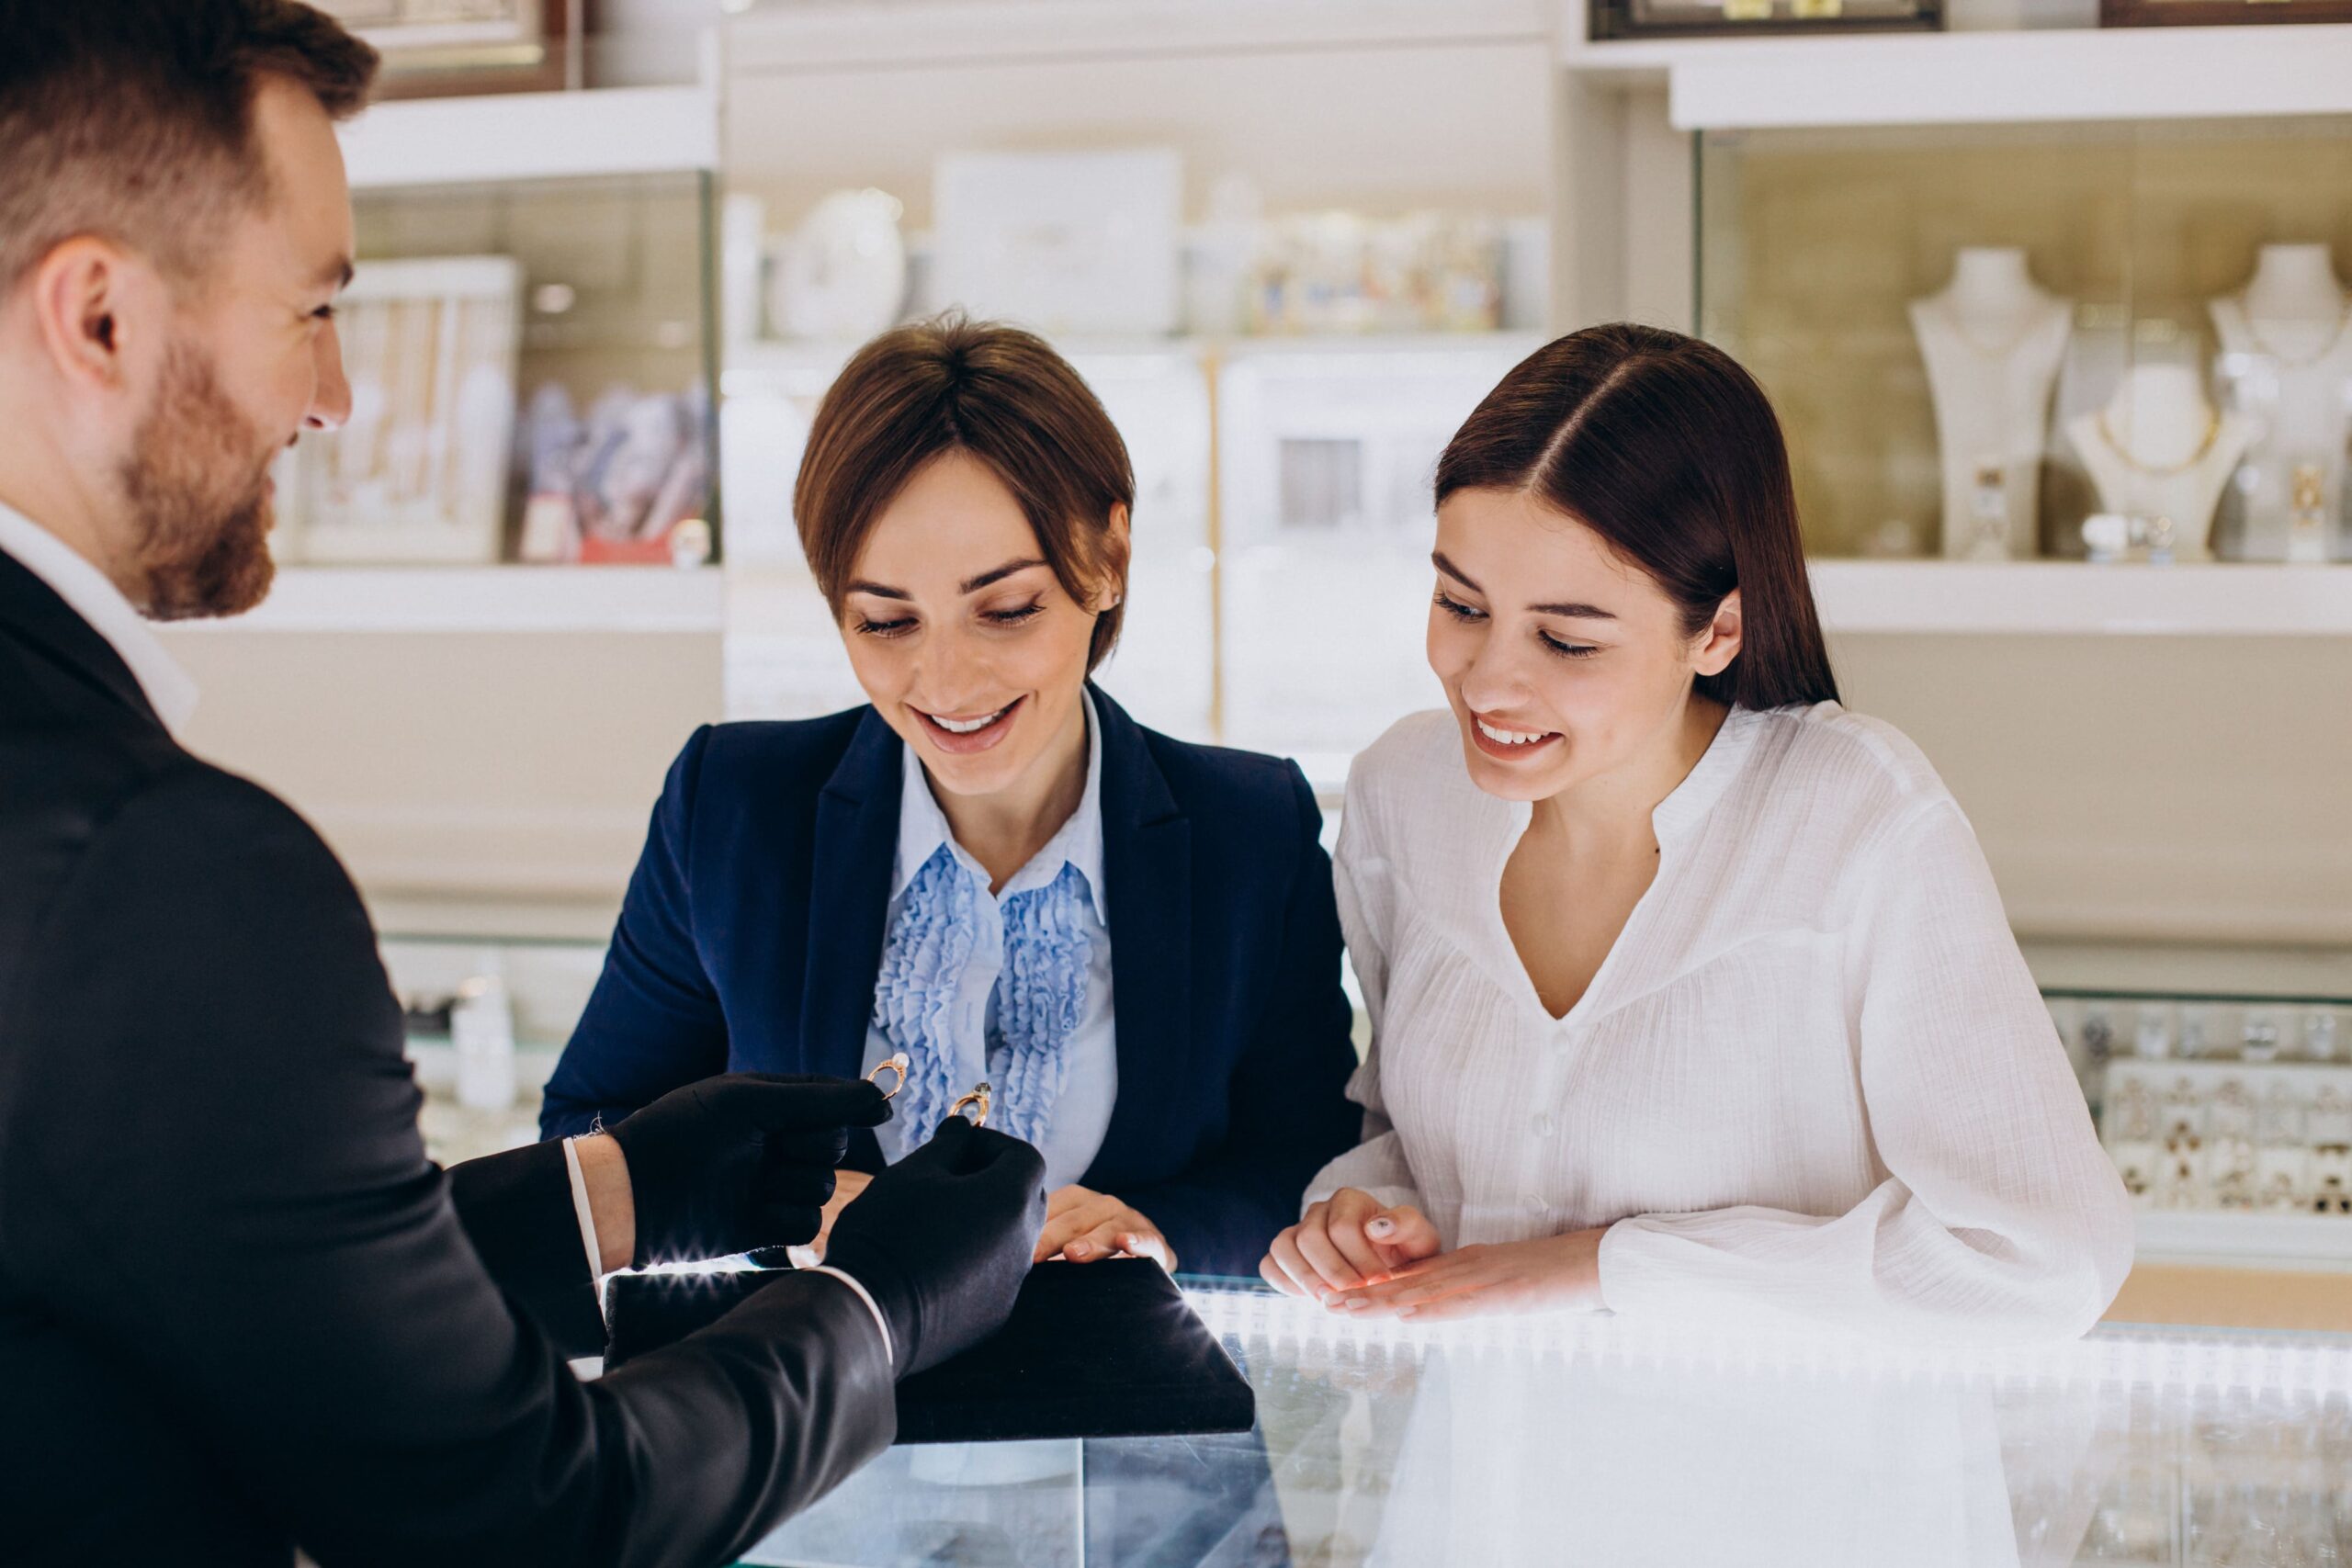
top-left (821, 1117), bottom-right (1046, 1376)
top-left (608, 1074), bottom-right (889, 1267)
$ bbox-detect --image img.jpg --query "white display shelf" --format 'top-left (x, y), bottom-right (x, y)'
top-left (167, 567), bottom-right (724, 635)
top-left (2135, 1210), bottom-right (2352, 1272)
top-left (1561, 21), bottom-right (2352, 131)
top-left (1809, 560), bottom-right (2352, 637)
top-left (339, 85), bottom-right (718, 190)
top-left (724, 0), bottom-right (1549, 72)
top-left (722, 331), bottom-right (1540, 394)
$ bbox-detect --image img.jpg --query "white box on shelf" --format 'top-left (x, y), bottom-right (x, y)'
top-left (932, 148), bottom-right (1184, 338)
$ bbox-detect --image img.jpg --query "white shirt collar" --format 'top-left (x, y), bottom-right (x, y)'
top-left (891, 688), bottom-right (1110, 926)
top-left (0, 500), bottom-right (199, 736)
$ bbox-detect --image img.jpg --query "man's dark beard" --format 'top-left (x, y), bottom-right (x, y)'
top-left (118, 342), bottom-right (278, 621)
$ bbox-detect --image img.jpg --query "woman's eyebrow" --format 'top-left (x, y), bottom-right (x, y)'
top-left (959, 558), bottom-right (1048, 593)
top-left (1433, 550), bottom-right (1617, 620)
top-left (844, 557), bottom-right (1048, 601)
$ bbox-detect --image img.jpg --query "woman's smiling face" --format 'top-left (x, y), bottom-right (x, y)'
top-left (1427, 485), bottom-right (1739, 804)
top-left (839, 448), bottom-right (1114, 800)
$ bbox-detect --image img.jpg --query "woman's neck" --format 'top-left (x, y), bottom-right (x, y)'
top-left (930, 695), bottom-right (1091, 894)
top-left (1531, 695), bottom-right (1729, 858)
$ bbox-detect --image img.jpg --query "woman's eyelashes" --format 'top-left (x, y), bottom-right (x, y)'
top-left (1432, 587), bottom-right (1487, 623)
top-left (1434, 587), bottom-right (1600, 660)
top-left (1539, 632), bottom-right (1601, 660)
top-left (853, 598), bottom-right (1048, 638)
top-left (980, 598), bottom-right (1046, 627)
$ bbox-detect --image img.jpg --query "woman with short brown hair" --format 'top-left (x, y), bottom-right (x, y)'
top-left (543, 315), bottom-right (1363, 1279)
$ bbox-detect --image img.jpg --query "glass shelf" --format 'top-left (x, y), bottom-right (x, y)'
top-left (1699, 116), bottom-right (2352, 567)
top-left (741, 1281), bottom-right (2352, 1567)
top-left (271, 166), bottom-right (720, 570)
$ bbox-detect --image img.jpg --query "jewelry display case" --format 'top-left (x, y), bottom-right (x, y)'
top-left (1696, 117), bottom-right (2352, 565)
top-left (2051, 988), bottom-right (2352, 1276)
top-left (287, 165), bottom-right (719, 568)
top-left (736, 1287), bottom-right (2352, 1566)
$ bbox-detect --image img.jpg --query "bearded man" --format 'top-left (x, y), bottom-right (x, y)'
top-left (0, 6), bottom-right (1044, 1563)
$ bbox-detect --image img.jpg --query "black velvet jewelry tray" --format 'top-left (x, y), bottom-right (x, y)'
top-left (602, 1257), bottom-right (1257, 1446)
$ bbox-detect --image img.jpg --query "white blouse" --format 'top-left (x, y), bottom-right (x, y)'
top-left (1307, 703), bottom-right (2136, 1344)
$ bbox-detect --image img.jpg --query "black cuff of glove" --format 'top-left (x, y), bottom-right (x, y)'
top-left (817, 1236), bottom-right (925, 1377)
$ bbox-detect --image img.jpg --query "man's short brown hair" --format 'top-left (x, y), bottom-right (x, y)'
top-left (0, 0), bottom-right (379, 295)
top-left (795, 315), bottom-right (1136, 672)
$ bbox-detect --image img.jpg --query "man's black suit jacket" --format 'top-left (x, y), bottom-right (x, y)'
top-left (0, 546), bottom-right (896, 1566)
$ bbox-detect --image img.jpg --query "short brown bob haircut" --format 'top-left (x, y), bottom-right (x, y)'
top-left (795, 314), bottom-right (1135, 671)
top-left (0, 1), bottom-right (379, 296)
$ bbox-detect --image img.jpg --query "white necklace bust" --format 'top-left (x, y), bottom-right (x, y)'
top-left (2064, 365), bottom-right (2256, 562)
top-left (1909, 248), bottom-right (2073, 561)
top-left (2209, 243), bottom-right (2352, 562)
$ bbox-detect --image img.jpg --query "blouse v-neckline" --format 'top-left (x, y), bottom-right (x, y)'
top-left (1486, 705), bottom-right (1765, 1028)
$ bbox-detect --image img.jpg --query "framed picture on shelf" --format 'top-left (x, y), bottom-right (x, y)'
top-left (1592, 0), bottom-right (1940, 39)
top-left (280, 255), bottom-right (523, 566)
top-left (313, 0), bottom-right (583, 97)
top-left (2100, 0), bottom-right (2352, 23)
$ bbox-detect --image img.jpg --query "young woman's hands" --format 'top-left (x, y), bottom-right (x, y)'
top-left (1261, 1187), bottom-right (1443, 1301)
top-left (1034, 1184), bottom-right (1175, 1269)
top-left (1322, 1227), bottom-right (1611, 1322)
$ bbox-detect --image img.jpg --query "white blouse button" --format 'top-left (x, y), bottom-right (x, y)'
top-left (1528, 1194), bottom-right (1551, 1216)
top-left (1533, 1113), bottom-right (1555, 1138)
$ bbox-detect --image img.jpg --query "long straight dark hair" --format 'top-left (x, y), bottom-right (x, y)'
top-left (1434, 323), bottom-right (1838, 712)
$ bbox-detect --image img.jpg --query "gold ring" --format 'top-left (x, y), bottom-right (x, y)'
top-left (866, 1052), bottom-right (909, 1100)
top-left (950, 1082), bottom-right (992, 1128)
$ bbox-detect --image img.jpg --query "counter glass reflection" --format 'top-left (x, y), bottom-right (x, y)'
top-left (740, 1280), bottom-right (2352, 1567)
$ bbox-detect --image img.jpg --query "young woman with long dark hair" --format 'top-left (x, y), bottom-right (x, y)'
top-left (1262, 323), bottom-right (2133, 1341)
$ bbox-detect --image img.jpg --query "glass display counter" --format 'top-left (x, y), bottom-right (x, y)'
top-left (741, 1281), bottom-right (2352, 1567)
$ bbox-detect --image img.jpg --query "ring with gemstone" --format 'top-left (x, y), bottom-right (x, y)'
top-left (866, 1052), bottom-right (910, 1100)
top-left (950, 1082), bottom-right (992, 1128)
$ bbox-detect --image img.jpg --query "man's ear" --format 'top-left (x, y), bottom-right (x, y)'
top-left (28, 237), bottom-right (151, 395)
top-left (1692, 587), bottom-right (1744, 678)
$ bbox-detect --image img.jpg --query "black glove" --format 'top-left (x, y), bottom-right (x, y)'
top-left (821, 1116), bottom-right (1046, 1376)
top-left (607, 1073), bottom-right (888, 1267)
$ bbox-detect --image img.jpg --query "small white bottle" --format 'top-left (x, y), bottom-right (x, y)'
top-left (452, 971), bottom-right (517, 1112)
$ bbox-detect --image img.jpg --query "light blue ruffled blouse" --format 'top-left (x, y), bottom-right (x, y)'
top-left (859, 692), bottom-right (1115, 1191)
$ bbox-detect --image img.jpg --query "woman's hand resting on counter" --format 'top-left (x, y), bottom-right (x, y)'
top-left (1034, 1184), bottom-right (1174, 1269)
top-left (1262, 1187), bottom-right (1611, 1321)
top-left (808, 1172), bottom-right (1173, 1271)
top-left (1323, 1229), bottom-right (1609, 1321)
top-left (1261, 1187), bottom-right (1442, 1300)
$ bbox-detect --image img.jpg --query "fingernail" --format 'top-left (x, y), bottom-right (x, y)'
top-left (1344, 1298), bottom-right (1369, 1313)
top-left (1366, 1218), bottom-right (1396, 1239)
top-left (1068, 1243), bottom-right (1091, 1258)
top-left (1397, 1306), bottom-right (1418, 1320)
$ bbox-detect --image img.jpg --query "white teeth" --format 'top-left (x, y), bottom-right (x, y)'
top-left (1476, 718), bottom-right (1549, 747)
top-left (931, 705), bottom-right (1011, 735)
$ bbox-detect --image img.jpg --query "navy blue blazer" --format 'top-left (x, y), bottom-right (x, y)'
top-left (540, 685), bottom-right (1362, 1278)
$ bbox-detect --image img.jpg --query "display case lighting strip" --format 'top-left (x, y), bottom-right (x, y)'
top-left (1182, 1286), bottom-right (2352, 1397)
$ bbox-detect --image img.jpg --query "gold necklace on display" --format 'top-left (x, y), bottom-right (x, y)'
top-left (2095, 407), bottom-right (2223, 479)
top-left (1937, 299), bottom-right (2050, 360)
top-left (2241, 297), bottom-right (2352, 368)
